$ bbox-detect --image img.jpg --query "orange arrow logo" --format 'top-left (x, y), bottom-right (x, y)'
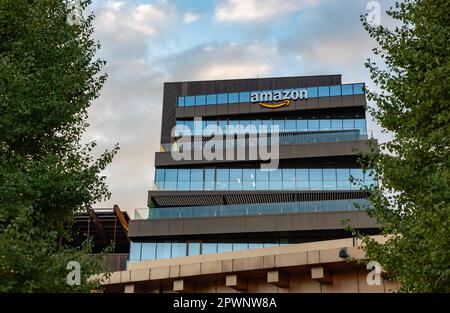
top-left (259, 100), bottom-right (290, 109)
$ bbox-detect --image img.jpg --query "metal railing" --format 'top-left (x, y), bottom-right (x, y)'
top-left (134, 199), bottom-right (370, 220)
top-left (160, 129), bottom-right (372, 152)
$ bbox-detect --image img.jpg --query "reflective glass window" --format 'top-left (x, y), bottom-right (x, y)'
top-left (355, 119), bottom-right (367, 131)
top-left (248, 243), bottom-right (264, 249)
top-left (255, 180), bottom-right (269, 189)
top-left (190, 181), bottom-right (203, 190)
top-left (156, 241), bottom-right (171, 259)
top-left (239, 120), bottom-right (251, 129)
top-left (337, 180), bottom-right (351, 189)
top-left (155, 169), bottom-right (165, 182)
top-left (318, 86), bottom-right (330, 97)
top-left (141, 243), bottom-right (156, 260)
top-left (269, 169), bottom-right (282, 180)
top-left (243, 181), bottom-right (256, 190)
top-left (256, 169), bottom-right (269, 181)
top-left (273, 120), bottom-right (285, 132)
top-left (343, 119), bottom-right (355, 129)
top-left (353, 83), bottom-right (365, 95)
top-left (165, 169), bottom-right (177, 181)
top-left (216, 181), bottom-right (229, 190)
top-left (177, 181), bottom-right (190, 190)
top-left (350, 168), bottom-right (364, 181)
top-left (296, 181), bottom-right (309, 189)
top-left (297, 120), bottom-right (308, 131)
top-left (282, 180), bottom-right (296, 190)
top-left (178, 169), bottom-right (190, 181)
top-left (191, 169), bottom-right (203, 181)
top-left (216, 168), bottom-right (229, 182)
top-left (269, 180), bottom-right (282, 190)
top-left (188, 242), bottom-right (201, 256)
top-left (164, 182), bottom-right (177, 190)
top-left (307, 87), bottom-right (318, 97)
top-left (331, 119), bottom-right (343, 129)
top-left (243, 169), bottom-right (255, 181)
top-left (184, 120), bottom-right (194, 132)
top-left (217, 93), bottom-right (228, 104)
top-left (195, 95), bottom-right (206, 106)
top-left (230, 169), bottom-right (242, 184)
top-left (206, 94), bottom-right (217, 105)
top-left (310, 169), bottom-right (322, 180)
top-left (308, 120), bottom-right (319, 130)
top-left (330, 85), bottom-right (341, 96)
top-left (130, 242), bottom-right (142, 261)
top-left (285, 120), bottom-right (296, 132)
top-left (228, 93), bottom-right (239, 103)
top-left (323, 180), bottom-right (337, 190)
top-left (202, 243), bottom-right (217, 254)
top-left (323, 168), bottom-right (336, 181)
top-left (232, 243), bottom-right (248, 251)
top-left (342, 84), bottom-right (353, 95)
top-left (171, 242), bottom-right (187, 258)
top-left (205, 169), bottom-right (215, 182)
top-left (239, 92), bottom-right (250, 103)
top-left (319, 119), bottom-right (331, 130)
top-left (251, 120), bottom-right (261, 127)
top-left (218, 120), bottom-right (227, 132)
top-left (230, 169), bottom-right (242, 190)
top-left (178, 97), bottom-right (185, 107)
top-left (217, 243), bottom-right (233, 253)
top-left (283, 168), bottom-right (295, 181)
top-left (310, 180), bottom-right (323, 190)
top-left (337, 168), bottom-right (350, 181)
top-left (204, 181), bottom-right (215, 190)
top-left (155, 181), bottom-right (164, 190)
top-left (295, 169), bottom-right (309, 180)
top-left (185, 96), bottom-right (195, 106)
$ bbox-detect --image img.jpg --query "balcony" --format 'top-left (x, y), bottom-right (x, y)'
top-left (135, 198), bottom-right (370, 220)
top-left (160, 129), bottom-right (372, 152)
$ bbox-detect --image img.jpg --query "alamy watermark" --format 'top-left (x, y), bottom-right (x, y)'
top-left (66, 0), bottom-right (82, 26)
top-left (170, 117), bottom-right (280, 170)
top-left (366, 260), bottom-right (383, 286)
top-left (367, 1), bottom-right (381, 26)
top-left (66, 261), bottom-right (81, 286)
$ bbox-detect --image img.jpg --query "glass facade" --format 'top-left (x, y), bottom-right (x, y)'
top-left (175, 118), bottom-right (367, 135)
top-left (177, 83), bottom-right (365, 107)
top-left (153, 167), bottom-right (376, 191)
top-left (130, 240), bottom-right (286, 262)
top-left (134, 198), bottom-right (371, 219)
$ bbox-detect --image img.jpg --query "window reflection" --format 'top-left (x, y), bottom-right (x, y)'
top-left (154, 167), bottom-right (375, 191)
top-left (141, 242), bottom-right (156, 260)
top-left (177, 83), bottom-right (365, 107)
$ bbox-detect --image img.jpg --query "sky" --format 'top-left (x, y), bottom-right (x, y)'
top-left (85, 0), bottom-right (397, 212)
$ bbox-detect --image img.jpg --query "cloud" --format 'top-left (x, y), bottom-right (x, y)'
top-left (215, 0), bottom-right (319, 22)
top-left (183, 11), bottom-right (200, 23)
top-left (85, 1), bottom-right (180, 211)
top-left (162, 41), bottom-right (279, 81)
top-left (278, 0), bottom-right (397, 80)
top-left (95, 0), bottom-right (178, 44)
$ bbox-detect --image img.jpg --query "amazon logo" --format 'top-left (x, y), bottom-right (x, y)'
top-left (250, 89), bottom-right (308, 109)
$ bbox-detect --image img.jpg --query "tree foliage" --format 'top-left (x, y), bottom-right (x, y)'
top-left (357, 0), bottom-right (450, 292)
top-left (0, 0), bottom-right (118, 292)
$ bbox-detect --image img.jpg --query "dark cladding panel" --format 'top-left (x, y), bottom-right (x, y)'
top-left (129, 211), bottom-right (378, 238)
top-left (161, 83), bottom-right (181, 144)
top-left (174, 75), bottom-right (342, 96)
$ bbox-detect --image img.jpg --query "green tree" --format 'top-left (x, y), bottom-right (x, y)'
top-left (356, 0), bottom-right (450, 292)
top-left (0, 0), bottom-right (118, 292)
